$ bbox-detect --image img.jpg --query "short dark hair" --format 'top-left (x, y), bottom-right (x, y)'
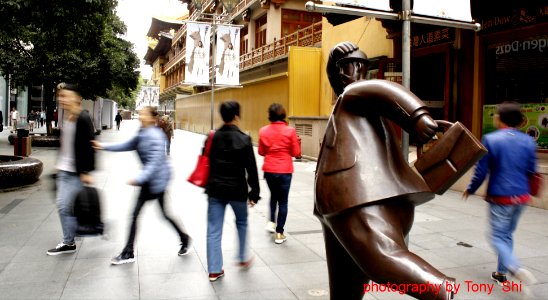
top-left (268, 103), bottom-right (286, 122)
top-left (497, 101), bottom-right (524, 127)
top-left (220, 101), bottom-right (240, 123)
top-left (56, 82), bottom-right (81, 96)
top-left (142, 106), bottom-right (159, 118)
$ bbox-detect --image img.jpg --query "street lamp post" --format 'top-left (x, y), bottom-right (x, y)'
top-left (192, 0), bottom-right (238, 130)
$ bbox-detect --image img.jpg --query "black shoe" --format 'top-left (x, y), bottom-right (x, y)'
top-left (178, 238), bottom-right (192, 256)
top-left (491, 272), bottom-right (508, 286)
top-left (111, 252), bottom-right (135, 265)
top-left (47, 243), bottom-right (76, 255)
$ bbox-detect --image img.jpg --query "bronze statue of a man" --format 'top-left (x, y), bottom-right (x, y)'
top-left (315, 41), bottom-right (455, 300)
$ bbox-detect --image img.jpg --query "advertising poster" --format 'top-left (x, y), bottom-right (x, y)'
top-left (483, 103), bottom-right (548, 149)
top-left (215, 25), bottom-right (240, 86)
top-left (185, 22), bottom-right (211, 86)
top-left (135, 86), bottom-right (160, 110)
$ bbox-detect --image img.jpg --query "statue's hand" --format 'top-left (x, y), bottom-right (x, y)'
top-left (414, 115), bottom-right (438, 143)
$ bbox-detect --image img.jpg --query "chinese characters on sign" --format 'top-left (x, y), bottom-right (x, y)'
top-left (411, 28), bottom-right (454, 49)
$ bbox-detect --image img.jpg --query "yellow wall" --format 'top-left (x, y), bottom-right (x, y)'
top-left (175, 47), bottom-right (323, 141)
top-left (176, 74), bottom-right (289, 142)
top-left (320, 18), bottom-right (393, 116)
top-left (288, 46), bottom-right (321, 116)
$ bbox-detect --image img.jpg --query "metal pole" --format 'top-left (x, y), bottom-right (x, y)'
top-left (210, 15), bottom-right (217, 130)
top-left (401, 0), bottom-right (411, 160)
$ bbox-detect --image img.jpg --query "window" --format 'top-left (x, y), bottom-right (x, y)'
top-left (240, 27), bottom-right (249, 55)
top-left (281, 9), bottom-right (321, 37)
top-left (255, 15), bottom-right (267, 49)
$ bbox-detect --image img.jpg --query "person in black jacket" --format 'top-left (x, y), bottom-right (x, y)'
top-left (205, 101), bottom-right (260, 282)
top-left (47, 83), bottom-right (95, 256)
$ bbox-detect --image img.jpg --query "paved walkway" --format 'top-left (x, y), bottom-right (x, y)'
top-left (0, 120), bottom-right (547, 300)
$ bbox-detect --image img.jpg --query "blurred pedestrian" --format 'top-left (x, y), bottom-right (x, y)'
top-left (53, 109), bottom-right (59, 127)
top-left (463, 101), bottom-right (538, 287)
top-left (258, 103), bottom-right (301, 244)
top-left (205, 101), bottom-right (260, 281)
top-left (28, 110), bottom-right (36, 132)
top-left (47, 83), bottom-right (95, 255)
top-left (115, 111), bottom-right (122, 130)
top-left (94, 106), bottom-right (191, 265)
top-left (40, 110), bottom-right (46, 127)
top-left (159, 115), bottom-right (174, 155)
top-left (10, 107), bottom-right (18, 133)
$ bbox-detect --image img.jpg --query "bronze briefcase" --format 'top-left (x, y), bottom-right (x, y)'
top-left (414, 120), bottom-right (488, 195)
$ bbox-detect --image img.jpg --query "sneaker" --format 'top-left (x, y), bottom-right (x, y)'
top-left (265, 221), bottom-right (276, 233)
top-left (238, 256), bottom-right (254, 269)
top-left (491, 272), bottom-right (508, 286)
top-left (46, 243), bottom-right (76, 255)
top-left (178, 241), bottom-right (192, 256)
top-left (274, 233), bottom-right (287, 244)
top-left (208, 270), bottom-right (225, 282)
top-left (512, 268), bottom-right (537, 285)
top-left (111, 252), bottom-right (135, 265)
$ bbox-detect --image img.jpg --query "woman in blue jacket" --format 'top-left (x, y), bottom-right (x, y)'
top-left (94, 106), bottom-right (191, 264)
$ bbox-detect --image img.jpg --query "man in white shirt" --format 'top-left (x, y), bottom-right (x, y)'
top-left (10, 107), bottom-right (18, 133)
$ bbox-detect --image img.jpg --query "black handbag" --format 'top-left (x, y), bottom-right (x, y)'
top-left (73, 186), bottom-right (104, 236)
top-left (415, 120), bottom-right (488, 195)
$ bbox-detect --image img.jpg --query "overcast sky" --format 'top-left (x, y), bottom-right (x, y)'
top-left (115, 0), bottom-right (188, 80)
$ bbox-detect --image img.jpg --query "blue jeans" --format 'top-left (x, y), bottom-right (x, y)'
top-left (56, 171), bottom-right (83, 245)
top-left (489, 202), bottom-right (525, 274)
top-left (207, 197), bottom-right (249, 274)
top-left (264, 173), bottom-right (292, 233)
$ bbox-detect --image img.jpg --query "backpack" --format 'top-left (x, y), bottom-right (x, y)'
top-left (73, 186), bottom-right (104, 236)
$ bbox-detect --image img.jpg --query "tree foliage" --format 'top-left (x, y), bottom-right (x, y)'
top-left (0, 0), bottom-right (140, 101)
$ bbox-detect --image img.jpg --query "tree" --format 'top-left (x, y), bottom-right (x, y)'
top-left (0, 0), bottom-right (140, 131)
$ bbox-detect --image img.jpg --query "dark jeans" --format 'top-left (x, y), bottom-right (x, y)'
top-left (264, 172), bottom-right (292, 233)
top-left (123, 186), bottom-right (189, 254)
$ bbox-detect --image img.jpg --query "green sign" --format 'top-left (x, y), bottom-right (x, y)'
top-left (483, 104), bottom-right (548, 149)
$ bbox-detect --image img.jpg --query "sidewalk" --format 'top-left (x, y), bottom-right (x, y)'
top-left (0, 120), bottom-right (547, 300)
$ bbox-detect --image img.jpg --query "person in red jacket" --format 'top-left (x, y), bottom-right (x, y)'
top-left (258, 103), bottom-right (301, 244)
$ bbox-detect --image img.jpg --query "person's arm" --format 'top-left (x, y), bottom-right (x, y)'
top-left (258, 130), bottom-right (267, 156)
top-left (342, 80), bottom-right (438, 144)
top-left (245, 136), bottom-right (261, 202)
top-left (466, 137), bottom-right (490, 195)
top-left (102, 135), bottom-right (139, 152)
top-left (290, 128), bottom-right (302, 158)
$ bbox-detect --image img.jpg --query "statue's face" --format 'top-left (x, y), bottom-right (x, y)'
top-left (338, 61), bottom-right (367, 87)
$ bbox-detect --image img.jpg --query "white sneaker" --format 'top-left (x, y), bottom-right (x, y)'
top-left (512, 268), bottom-right (537, 285)
top-left (265, 221), bottom-right (276, 233)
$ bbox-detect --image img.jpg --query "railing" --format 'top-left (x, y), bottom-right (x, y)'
top-left (240, 21), bottom-right (322, 70)
top-left (163, 46), bottom-right (186, 73)
top-left (162, 20), bottom-right (322, 89)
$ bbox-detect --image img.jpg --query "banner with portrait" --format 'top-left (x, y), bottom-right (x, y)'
top-left (136, 86), bottom-right (160, 110)
top-left (185, 22), bottom-right (211, 86)
top-left (215, 25), bottom-right (240, 86)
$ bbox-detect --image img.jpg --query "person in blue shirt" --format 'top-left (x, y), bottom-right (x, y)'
top-left (464, 101), bottom-right (538, 288)
top-left (94, 106), bottom-right (191, 264)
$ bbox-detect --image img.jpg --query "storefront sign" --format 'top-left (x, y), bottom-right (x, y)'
top-left (479, 5), bottom-right (548, 33)
top-left (411, 28), bottom-right (454, 49)
top-left (483, 104), bottom-right (548, 149)
top-left (495, 37), bottom-right (548, 55)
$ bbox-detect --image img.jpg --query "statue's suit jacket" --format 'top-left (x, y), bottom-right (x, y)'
top-left (315, 80), bottom-right (434, 216)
